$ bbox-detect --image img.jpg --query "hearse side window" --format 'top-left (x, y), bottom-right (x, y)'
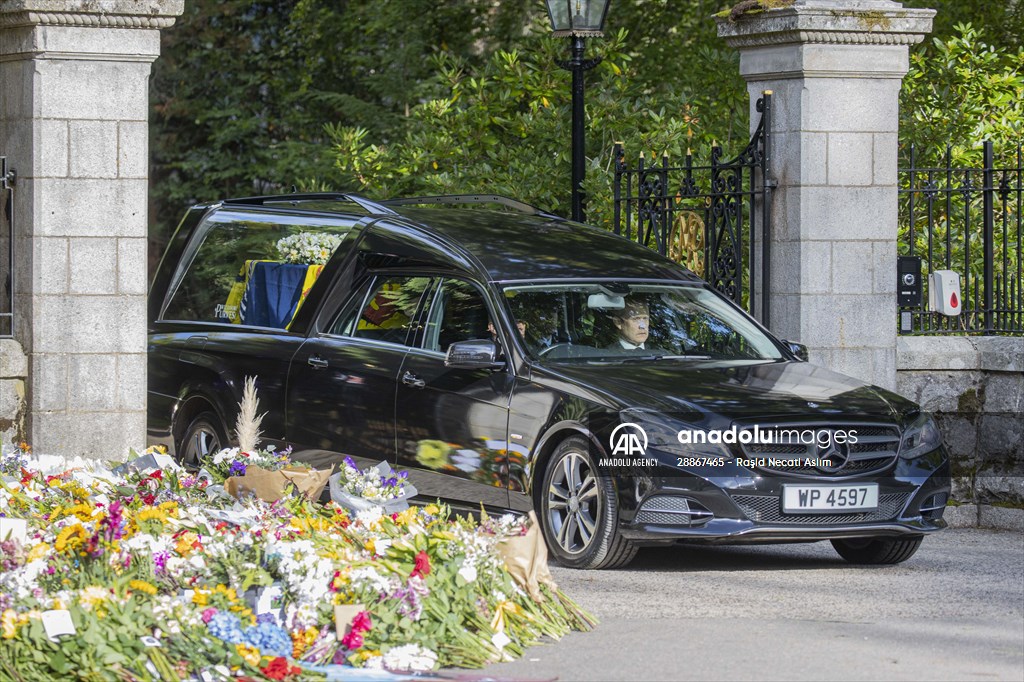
top-left (161, 213), bottom-right (351, 327)
top-left (330, 275), bottom-right (434, 346)
top-left (420, 278), bottom-right (494, 353)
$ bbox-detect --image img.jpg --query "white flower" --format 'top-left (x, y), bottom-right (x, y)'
top-left (457, 563), bottom-right (477, 583)
top-left (356, 506), bottom-right (383, 525)
top-left (212, 448), bottom-right (238, 465)
top-left (382, 644), bottom-right (438, 672)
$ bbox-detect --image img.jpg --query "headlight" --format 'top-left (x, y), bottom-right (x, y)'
top-left (899, 413), bottom-right (943, 460)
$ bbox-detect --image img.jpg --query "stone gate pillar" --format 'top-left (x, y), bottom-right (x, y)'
top-left (0, 0), bottom-right (183, 457)
top-left (718, 0), bottom-right (934, 391)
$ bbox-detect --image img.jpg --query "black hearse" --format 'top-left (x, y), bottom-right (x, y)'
top-left (148, 194), bottom-right (949, 568)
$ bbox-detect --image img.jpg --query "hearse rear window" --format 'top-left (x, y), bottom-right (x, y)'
top-left (161, 211), bottom-right (354, 327)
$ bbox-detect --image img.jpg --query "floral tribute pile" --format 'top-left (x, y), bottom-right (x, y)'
top-left (0, 444), bottom-right (594, 681)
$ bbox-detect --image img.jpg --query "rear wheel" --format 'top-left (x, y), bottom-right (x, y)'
top-left (539, 436), bottom-right (637, 569)
top-left (831, 536), bottom-right (923, 564)
top-left (179, 411), bottom-right (227, 467)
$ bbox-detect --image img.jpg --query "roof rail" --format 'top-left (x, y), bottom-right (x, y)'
top-left (223, 192), bottom-right (397, 216)
top-left (381, 194), bottom-right (562, 219)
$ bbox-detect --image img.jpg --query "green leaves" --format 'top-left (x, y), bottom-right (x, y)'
top-left (900, 23), bottom-right (1024, 165)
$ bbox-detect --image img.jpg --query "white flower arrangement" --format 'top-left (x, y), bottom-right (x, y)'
top-left (276, 231), bottom-right (343, 265)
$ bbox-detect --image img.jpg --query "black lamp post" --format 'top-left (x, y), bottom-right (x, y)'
top-left (545, 0), bottom-right (610, 223)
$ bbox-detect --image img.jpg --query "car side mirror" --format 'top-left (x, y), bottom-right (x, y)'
top-left (445, 339), bottom-right (506, 370)
top-left (782, 340), bottom-right (809, 362)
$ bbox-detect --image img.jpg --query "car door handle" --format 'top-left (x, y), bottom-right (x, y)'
top-left (307, 355), bottom-right (329, 369)
top-left (401, 371), bottom-right (425, 389)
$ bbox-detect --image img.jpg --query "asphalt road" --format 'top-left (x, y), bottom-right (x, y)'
top-left (478, 528), bottom-right (1024, 681)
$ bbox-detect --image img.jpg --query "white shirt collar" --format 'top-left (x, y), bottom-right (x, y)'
top-left (618, 339), bottom-right (645, 350)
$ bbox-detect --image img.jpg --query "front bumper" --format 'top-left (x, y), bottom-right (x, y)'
top-left (612, 445), bottom-right (951, 545)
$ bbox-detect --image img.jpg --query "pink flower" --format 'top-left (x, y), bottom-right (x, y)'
top-left (351, 611), bottom-right (372, 633)
top-left (201, 608), bottom-right (218, 623)
top-left (340, 629), bottom-right (363, 650)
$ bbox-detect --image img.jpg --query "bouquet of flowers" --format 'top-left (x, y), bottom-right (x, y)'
top-left (0, 447), bottom-right (595, 680)
top-left (276, 232), bottom-right (343, 265)
top-left (328, 457), bottom-right (417, 513)
top-left (202, 445), bottom-right (295, 484)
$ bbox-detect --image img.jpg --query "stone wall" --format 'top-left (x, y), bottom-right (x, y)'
top-left (0, 0), bottom-right (183, 458)
top-left (0, 339), bottom-right (26, 445)
top-left (897, 336), bottom-right (1024, 509)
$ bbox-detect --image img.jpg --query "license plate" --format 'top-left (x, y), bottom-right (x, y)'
top-left (782, 483), bottom-right (879, 513)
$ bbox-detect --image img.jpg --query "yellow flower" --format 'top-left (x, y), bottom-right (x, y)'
top-left (144, 445), bottom-right (168, 455)
top-left (135, 508), bottom-right (167, 525)
top-left (64, 503), bottom-right (94, 521)
top-left (1, 610), bottom-right (18, 639)
top-left (191, 590), bottom-right (209, 607)
top-left (235, 643), bottom-right (261, 667)
top-left (54, 524), bottom-right (88, 553)
top-left (26, 543), bottom-right (50, 562)
top-left (128, 580), bottom-right (158, 596)
top-left (213, 584), bottom-right (238, 601)
top-left (175, 531), bottom-right (199, 556)
top-left (157, 501), bottom-right (179, 518)
top-left (424, 504), bottom-right (440, 516)
top-left (395, 508), bottom-right (418, 526)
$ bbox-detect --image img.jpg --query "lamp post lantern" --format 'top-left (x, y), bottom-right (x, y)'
top-left (545, 0), bottom-right (610, 223)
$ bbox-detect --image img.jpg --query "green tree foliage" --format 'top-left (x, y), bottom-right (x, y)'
top-left (150, 0), bottom-right (530, 242)
top-left (151, 1), bottom-right (1022, 242)
top-left (900, 23), bottom-right (1024, 165)
top-left (897, 25), bottom-right (1022, 291)
top-left (322, 6), bottom-right (749, 229)
top-left (327, 27), bottom-right (718, 229)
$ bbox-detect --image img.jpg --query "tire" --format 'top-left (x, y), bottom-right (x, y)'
top-left (831, 536), bottom-right (924, 565)
top-left (178, 411), bottom-right (228, 467)
top-left (539, 436), bottom-right (637, 569)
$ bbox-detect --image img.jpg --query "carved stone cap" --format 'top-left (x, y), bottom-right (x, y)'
top-left (717, 3), bottom-right (935, 48)
top-left (0, 0), bottom-right (184, 29)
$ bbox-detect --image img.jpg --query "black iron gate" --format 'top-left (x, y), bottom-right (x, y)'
top-left (612, 93), bottom-right (773, 323)
top-left (1, 157), bottom-right (13, 338)
top-left (899, 142), bottom-right (1022, 334)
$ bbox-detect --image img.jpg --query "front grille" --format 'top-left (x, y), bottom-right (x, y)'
top-left (738, 423), bottom-right (901, 479)
top-left (635, 495), bottom-right (712, 526)
top-left (731, 492), bottom-right (911, 525)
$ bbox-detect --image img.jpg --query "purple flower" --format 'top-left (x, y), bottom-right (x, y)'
top-left (229, 460), bottom-right (247, 477)
top-left (153, 551), bottom-right (170, 575)
top-left (343, 456), bottom-right (357, 470)
top-left (103, 500), bottom-right (125, 543)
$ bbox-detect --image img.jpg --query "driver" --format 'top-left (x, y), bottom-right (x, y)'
top-left (607, 298), bottom-right (656, 352)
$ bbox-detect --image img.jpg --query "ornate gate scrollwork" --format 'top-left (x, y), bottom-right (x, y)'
top-left (613, 93), bottom-right (774, 323)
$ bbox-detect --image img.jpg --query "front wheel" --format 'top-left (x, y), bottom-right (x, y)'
top-left (178, 411), bottom-right (227, 468)
top-left (539, 436), bottom-right (637, 569)
top-left (831, 536), bottom-right (923, 564)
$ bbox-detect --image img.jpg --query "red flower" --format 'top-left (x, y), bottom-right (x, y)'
top-left (260, 657), bottom-right (301, 680)
top-left (411, 550), bottom-right (431, 579)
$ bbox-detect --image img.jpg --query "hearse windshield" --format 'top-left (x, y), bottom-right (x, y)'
top-left (501, 282), bottom-right (784, 363)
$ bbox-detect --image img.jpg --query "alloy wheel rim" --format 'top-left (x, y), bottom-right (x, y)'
top-left (186, 426), bottom-right (220, 464)
top-left (547, 451), bottom-right (600, 554)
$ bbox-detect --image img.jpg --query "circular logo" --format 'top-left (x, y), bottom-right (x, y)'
top-left (609, 422), bottom-right (649, 457)
top-left (815, 437), bottom-right (850, 473)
